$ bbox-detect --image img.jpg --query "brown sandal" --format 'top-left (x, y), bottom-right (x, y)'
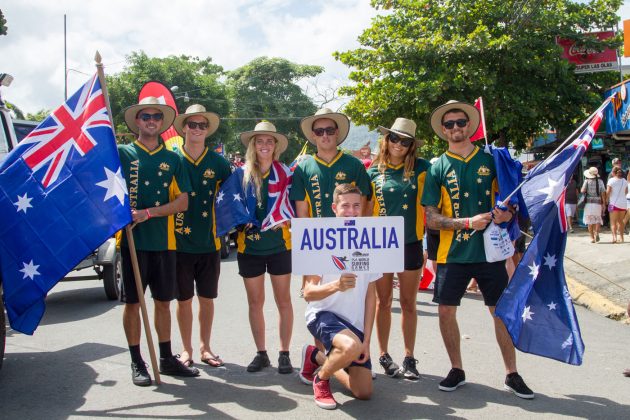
top-left (201, 354), bottom-right (224, 367)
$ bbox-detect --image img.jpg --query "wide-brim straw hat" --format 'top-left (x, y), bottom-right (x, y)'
top-left (240, 121), bottom-right (288, 155)
top-left (583, 166), bottom-right (599, 179)
top-left (377, 117), bottom-right (422, 147)
top-left (300, 107), bottom-right (350, 146)
top-left (430, 100), bottom-right (480, 140)
top-left (173, 104), bottom-right (220, 138)
top-left (124, 96), bottom-right (176, 135)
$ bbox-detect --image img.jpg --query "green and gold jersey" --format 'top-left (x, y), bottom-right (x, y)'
top-left (289, 151), bottom-right (371, 217)
top-left (237, 171), bottom-right (291, 255)
top-left (175, 147), bottom-right (231, 253)
top-left (118, 141), bottom-right (191, 251)
top-left (368, 158), bottom-right (430, 244)
top-left (421, 146), bottom-right (499, 264)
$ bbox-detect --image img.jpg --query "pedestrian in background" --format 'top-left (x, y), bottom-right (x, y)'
top-left (565, 175), bottom-right (579, 233)
top-left (606, 166), bottom-right (628, 243)
top-left (581, 167), bottom-right (606, 243)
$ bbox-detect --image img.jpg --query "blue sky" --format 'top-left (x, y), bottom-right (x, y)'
top-left (0, 1), bottom-right (628, 115)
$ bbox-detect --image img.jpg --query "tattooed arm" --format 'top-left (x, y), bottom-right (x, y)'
top-left (425, 206), bottom-right (492, 231)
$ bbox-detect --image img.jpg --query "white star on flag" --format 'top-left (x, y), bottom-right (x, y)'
top-left (561, 335), bottom-right (573, 350)
top-left (216, 191), bottom-right (224, 203)
top-left (547, 301), bottom-right (557, 310)
top-left (19, 260), bottom-right (40, 280)
top-left (233, 193), bottom-right (242, 201)
top-left (543, 253), bottom-right (557, 270)
top-left (528, 262), bottom-right (540, 280)
top-left (14, 193), bottom-right (33, 213)
top-left (96, 166), bottom-right (128, 205)
top-left (521, 306), bottom-right (534, 322)
top-left (537, 174), bottom-right (566, 205)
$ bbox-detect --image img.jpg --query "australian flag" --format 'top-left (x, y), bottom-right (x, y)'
top-left (215, 167), bottom-right (258, 236)
top-left (0, 74), bottom-right (132, 334)
top-left (495, 107), bottom-right (607, 365)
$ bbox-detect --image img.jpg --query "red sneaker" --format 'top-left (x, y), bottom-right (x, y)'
top-left (299, 344), bottom-right (319, 385)
top-left (313, 376), bottom-right (337, 409)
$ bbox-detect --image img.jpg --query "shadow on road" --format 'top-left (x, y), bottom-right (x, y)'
top-left (38, 284), bottom-right (120, 327)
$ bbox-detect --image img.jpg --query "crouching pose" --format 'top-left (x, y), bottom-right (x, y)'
top-left (298, 184), bottom-right (381, 410)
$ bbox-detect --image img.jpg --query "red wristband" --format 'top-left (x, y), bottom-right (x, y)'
top-left (464, 218), bottom-right (470, 229)
top-left (145, 209), bottom-right (151, 220)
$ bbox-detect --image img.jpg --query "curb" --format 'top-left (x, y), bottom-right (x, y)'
top-left (566, 276), bottom-right (629, 323)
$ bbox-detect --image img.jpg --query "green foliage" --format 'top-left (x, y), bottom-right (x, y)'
top-left (335, 0), bottom-right (623, 150)
top-left (226, 57), bottom-right (323, 162)
top-left (0, 10), bottom-right (7, 36)
top-left (4, 101), bottom-right (24, 120)
top-left (106, 51), bottom-right (229, 145)
top-left (25, 109), bottom-right (50, 123)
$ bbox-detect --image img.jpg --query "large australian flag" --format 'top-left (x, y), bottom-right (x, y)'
top-left (0, 74), bottom-right (132, 335)
top-left (495, 105), bottom-right (608, 365)
top-left (215, 167), bottom-right (259, 236)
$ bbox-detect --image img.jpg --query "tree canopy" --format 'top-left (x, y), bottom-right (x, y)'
top-left (0, 10), bottom-right (7, 36)
top-left (226, 56), bottom-right (323, 160)
top-left (335, 0), bottom-right (623, 151)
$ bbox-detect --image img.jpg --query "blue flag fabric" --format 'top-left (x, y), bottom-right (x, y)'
top-left (214, 167), bottom-right (259, 236)
top-left (0, 74), bottom-right (132, 334)
top-left (495, 109), bottom-right (605, 365)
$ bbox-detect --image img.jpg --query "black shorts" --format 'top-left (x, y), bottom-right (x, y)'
top-left (514, 235), bottom-right (526, 253)
top-left (404, 241), bottom-right (424, 271)
top-left (237, 250), bottom-right (292, 278)
top-left (426, 229), bottom-right (440, 261)
top-left (176, 251), bottom-right (221, 300)
top-left (121, 248), bottom-right (177, 303)
top-left (433, 261), bottom-right (508, 306)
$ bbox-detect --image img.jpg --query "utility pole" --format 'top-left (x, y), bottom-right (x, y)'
top-left (64, 14), bottom-right (67, 100)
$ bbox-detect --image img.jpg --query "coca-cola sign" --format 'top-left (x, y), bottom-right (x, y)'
top-left (556, 31), bottom-right (618, 74)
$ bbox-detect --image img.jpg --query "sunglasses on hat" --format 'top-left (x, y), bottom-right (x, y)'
top-left (442, 119), bottom-right (468, 129)
top-left (187, 121), bottom-right (209, 130)
top-left (313, 127), bottom-right (337, 137)
top-left (138, 112), bottom-right (164, 122)
top-left (387, 132), bottom-right (414, 147)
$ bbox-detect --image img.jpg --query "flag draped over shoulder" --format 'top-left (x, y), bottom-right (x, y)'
top-left (469, 97), bottom-right (486, 142)
top-left (261, 161), bottom-right (295, 231)
top-left (495, 108), bottom-right (606, 365)
top-left (0, 74), bottom-right (132, 334)
top-left (214, 167), bottom-right (258, 236)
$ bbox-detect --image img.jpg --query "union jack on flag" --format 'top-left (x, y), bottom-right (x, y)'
top-left (17, 74), bottom-right (112, 188)
top-left (261, 161), bottom-right (295, 231)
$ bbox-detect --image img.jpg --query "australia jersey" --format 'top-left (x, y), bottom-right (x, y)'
top-left (118, 141), bottom-right (191, 251)
top-left (237, 171), bottom-right (291, 255)
top-left (368, 158), bottom-right (430, 244)
top-left (289, 151), bottom-right (371, 217)
top-left (421, 146), bottom-right (498, 263)
top-left (175, 147), bottom-right (231, 253)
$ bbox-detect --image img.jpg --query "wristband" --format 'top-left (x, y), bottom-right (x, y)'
top-left (145, 209), bottom-right (151, 220)
top-left (464, 218), bottom-right (470, 229)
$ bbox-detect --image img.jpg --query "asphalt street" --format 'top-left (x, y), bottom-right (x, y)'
top-left (1, 252), bottom-right (630, 419)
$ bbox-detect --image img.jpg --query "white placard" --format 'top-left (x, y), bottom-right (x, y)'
top-left (291, 216), bottom-right (404, 275)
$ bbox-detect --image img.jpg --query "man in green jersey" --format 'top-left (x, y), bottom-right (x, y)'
top-left (421, 100), bottom-right (534, 399)
top-left (118, 97), bottom-right (197, 386)
top-left (172, 104), bottom-right (231, 368)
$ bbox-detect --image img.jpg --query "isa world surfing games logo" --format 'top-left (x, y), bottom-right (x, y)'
top-left (331, 255), bottom-right (348, 270)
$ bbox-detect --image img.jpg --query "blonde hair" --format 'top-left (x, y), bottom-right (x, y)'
top-left (242, 134), bottom-right (281, 201)
top-left (370, 133), bottom-right (418, 180)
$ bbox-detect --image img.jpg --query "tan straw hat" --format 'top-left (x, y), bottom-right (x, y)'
top-left (124, 96), bottom-right (176, 135)
top-left (430, 100), bottom-right (480, 140)
top-left (240, 121), bottom-right (288, 155)
top-left (173, 104), bottom-right (220, 137)
top-left (300, 107), bottom-right (350, 145)
top-left (583, 166), bottom-right (599, 179)
top-left (377, 117), bottom-right (422, 147)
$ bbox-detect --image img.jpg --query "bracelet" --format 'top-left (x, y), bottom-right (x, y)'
top-left (145, 209), bottom-right (151, 220)
top-left (464, 218), bottom-right (470, 229)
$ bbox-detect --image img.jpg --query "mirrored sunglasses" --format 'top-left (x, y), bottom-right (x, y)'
top-left (138, 112), bottom-right (164, 122)
top-left (312, 127), bottom-right (337, 137)
top-left (442, 119), bottom-right (468, 129)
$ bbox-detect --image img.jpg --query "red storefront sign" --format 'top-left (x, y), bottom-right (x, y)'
top-left (556, 31), bottom-right (618, 74)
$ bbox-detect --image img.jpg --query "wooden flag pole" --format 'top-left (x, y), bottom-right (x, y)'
top-left (94, 51), bottom-right (161, 385)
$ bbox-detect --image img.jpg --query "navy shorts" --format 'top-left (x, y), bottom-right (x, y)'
top-left (176, 251), bottom-right (221, 300)
top-left (426, 229), bottom-right (440, 261)
top-left (404, 241), bottom-right (424, 271)
top-left (121, 248), bottom-right (176, 303)
top-left (237, 250), bottom-right (291, 278)
top-left (433, 261), bottom-right (508, 306)
top-left (307, 311), bottom-right (372, 370)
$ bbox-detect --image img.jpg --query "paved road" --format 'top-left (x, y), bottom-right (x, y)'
top-left (1, 254), bottom-right (630, 419)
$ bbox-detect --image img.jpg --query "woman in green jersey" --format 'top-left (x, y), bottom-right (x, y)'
top-left (367, 118), bottom-right (430, 380)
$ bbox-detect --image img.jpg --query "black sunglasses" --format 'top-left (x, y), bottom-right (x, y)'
top-left (387, 132), bottom-right (414, 147)
top-left (312, 127), bottom-right (337, 137)
top-left (442, 119), bottom-right (468, 129)
top-left (186, 121), bottom-right (209, 130)
top-left (138, 112), bottom-right (164, 122)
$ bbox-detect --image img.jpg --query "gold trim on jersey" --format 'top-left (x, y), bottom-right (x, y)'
top-left (445, 145), bottom-right (479, 163)
top-left (182, 146), bottom-right (209, 166)
top-left (134, 140), bottom-right (164, 156)
top-left (313, 151), bottom-right (343, 167)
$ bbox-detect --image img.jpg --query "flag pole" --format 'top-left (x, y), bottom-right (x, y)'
top-left (479, 97), bottom-right (488, 147)
top-left (94, 51), bottom-right (161, 385)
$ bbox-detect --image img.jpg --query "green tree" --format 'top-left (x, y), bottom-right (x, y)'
top-left (0, 10), bottom-right (7, 36)
top-left (335, 0), bottom-right (623, 151)
top-left (25, 109), bottom-right (51, 122)
top-left (106, 51), bottom-right (229, 145)
top-left (226, 57), bottom-right (323, 162)
top-left (4, 101), bottom-right (24, 120)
